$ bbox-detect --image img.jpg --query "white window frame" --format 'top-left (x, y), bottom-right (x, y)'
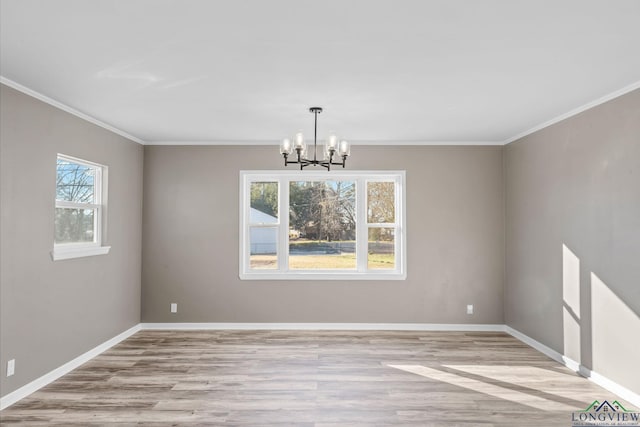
top-left (240, 170), bottom-right (406, 280)
top-left (51, 154), bottom-right (110, 261)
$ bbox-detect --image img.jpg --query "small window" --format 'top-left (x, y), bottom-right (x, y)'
top-left (52, 154), bottom-right (110, 260)
top-left (240, 170), bottom-right (406, 280)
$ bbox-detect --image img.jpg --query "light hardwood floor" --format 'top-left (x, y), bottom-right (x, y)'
top-left (0, 330), bottom-right (630, 426)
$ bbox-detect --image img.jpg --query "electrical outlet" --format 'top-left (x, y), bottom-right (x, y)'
top-left (7, 359), bottom-right (15, 376)
top-left (467, 304), bottom-right (474, 315)
top-left (170, 303), bottom-right (177, 313)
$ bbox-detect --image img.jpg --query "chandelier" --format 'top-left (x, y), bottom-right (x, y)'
top-left (279, 107), bottom-right (350, 170)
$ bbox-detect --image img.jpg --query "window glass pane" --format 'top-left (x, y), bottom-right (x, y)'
top-left (368, 228), bottom-right (395, 269)
top-left (289, 241), bottom-right (356, 270)
top-left (55, 208), bottom-right (95, 244)
top-left (250, 227), bottom-right (277, 269)
top-left (250, 182), bottom-right (278, 223)
top-left (367, 181), bottom-right (395, 223)
top-left (56, 159), bottom-right (96, 203)
top-left (289, 180), bottom-right (356, 270)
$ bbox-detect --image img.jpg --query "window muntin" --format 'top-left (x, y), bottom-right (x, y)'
top-left (53, 154), bottom-right (109, 260)
top-left (240, 171), bottom-right (405, 280)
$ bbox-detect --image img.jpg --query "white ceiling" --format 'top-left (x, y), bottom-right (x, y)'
top-left (1, 0), bottom-right (639, 145)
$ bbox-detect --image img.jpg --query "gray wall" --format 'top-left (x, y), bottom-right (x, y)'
top-left (505, 89), bottom-right (640, 394)
top-left (141, 145), bottom-right (505, 324)
top-left (0, 84), bottom-right (144, 397)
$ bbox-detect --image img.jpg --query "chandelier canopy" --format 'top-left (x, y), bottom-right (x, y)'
top-left (279, 107), bottom-right (350, 170)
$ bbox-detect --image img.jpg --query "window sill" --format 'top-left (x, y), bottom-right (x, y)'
top-left (51, 245), bottom-right (111, 261)
top-left (239, 271), bottom-right (406, 281)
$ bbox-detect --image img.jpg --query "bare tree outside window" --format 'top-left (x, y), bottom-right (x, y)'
top-left (289, 180), bottom-right (356, 269)
top-left (367, 181), bottom-right (395, 223)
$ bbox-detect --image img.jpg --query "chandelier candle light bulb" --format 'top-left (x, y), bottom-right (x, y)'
top-left (339, 140), bottom-right (350, 156)
top-left (280, 138), bottom-right (292, 155)
top-left (280, 107), bottom-right (350, 171)
top-left (327, 134), bottom-right (338, 150)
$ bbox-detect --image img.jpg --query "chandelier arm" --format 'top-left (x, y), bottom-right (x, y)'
top-left (326, 157), bottom-right (346, 167)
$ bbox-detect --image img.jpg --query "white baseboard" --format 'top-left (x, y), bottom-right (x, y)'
top-left (139, 322), bottom-right (506, 331)
top-left (504, 325), bottom-right (640, 408)
top-left (0, 324), bottom-right (141, 410)
top-left (3, 323), bottom-right (637, 411)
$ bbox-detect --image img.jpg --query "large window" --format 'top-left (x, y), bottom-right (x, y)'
top-left (240, 171), bottom-right (405, 280)
top-left (52, 154), bottom-right (110, 260)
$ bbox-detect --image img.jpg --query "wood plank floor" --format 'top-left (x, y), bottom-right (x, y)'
top-left (0, 330), bottom-right (630, 426)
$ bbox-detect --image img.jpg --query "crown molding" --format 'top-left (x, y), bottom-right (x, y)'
top-left (4, 75), bottom-right (637, 147)
top-left (145, 140), bottom-right (502, 146)
top-left (0, 76), bottom-right (145, 145)
top-left (503, 79), bottom-right (640, 145)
